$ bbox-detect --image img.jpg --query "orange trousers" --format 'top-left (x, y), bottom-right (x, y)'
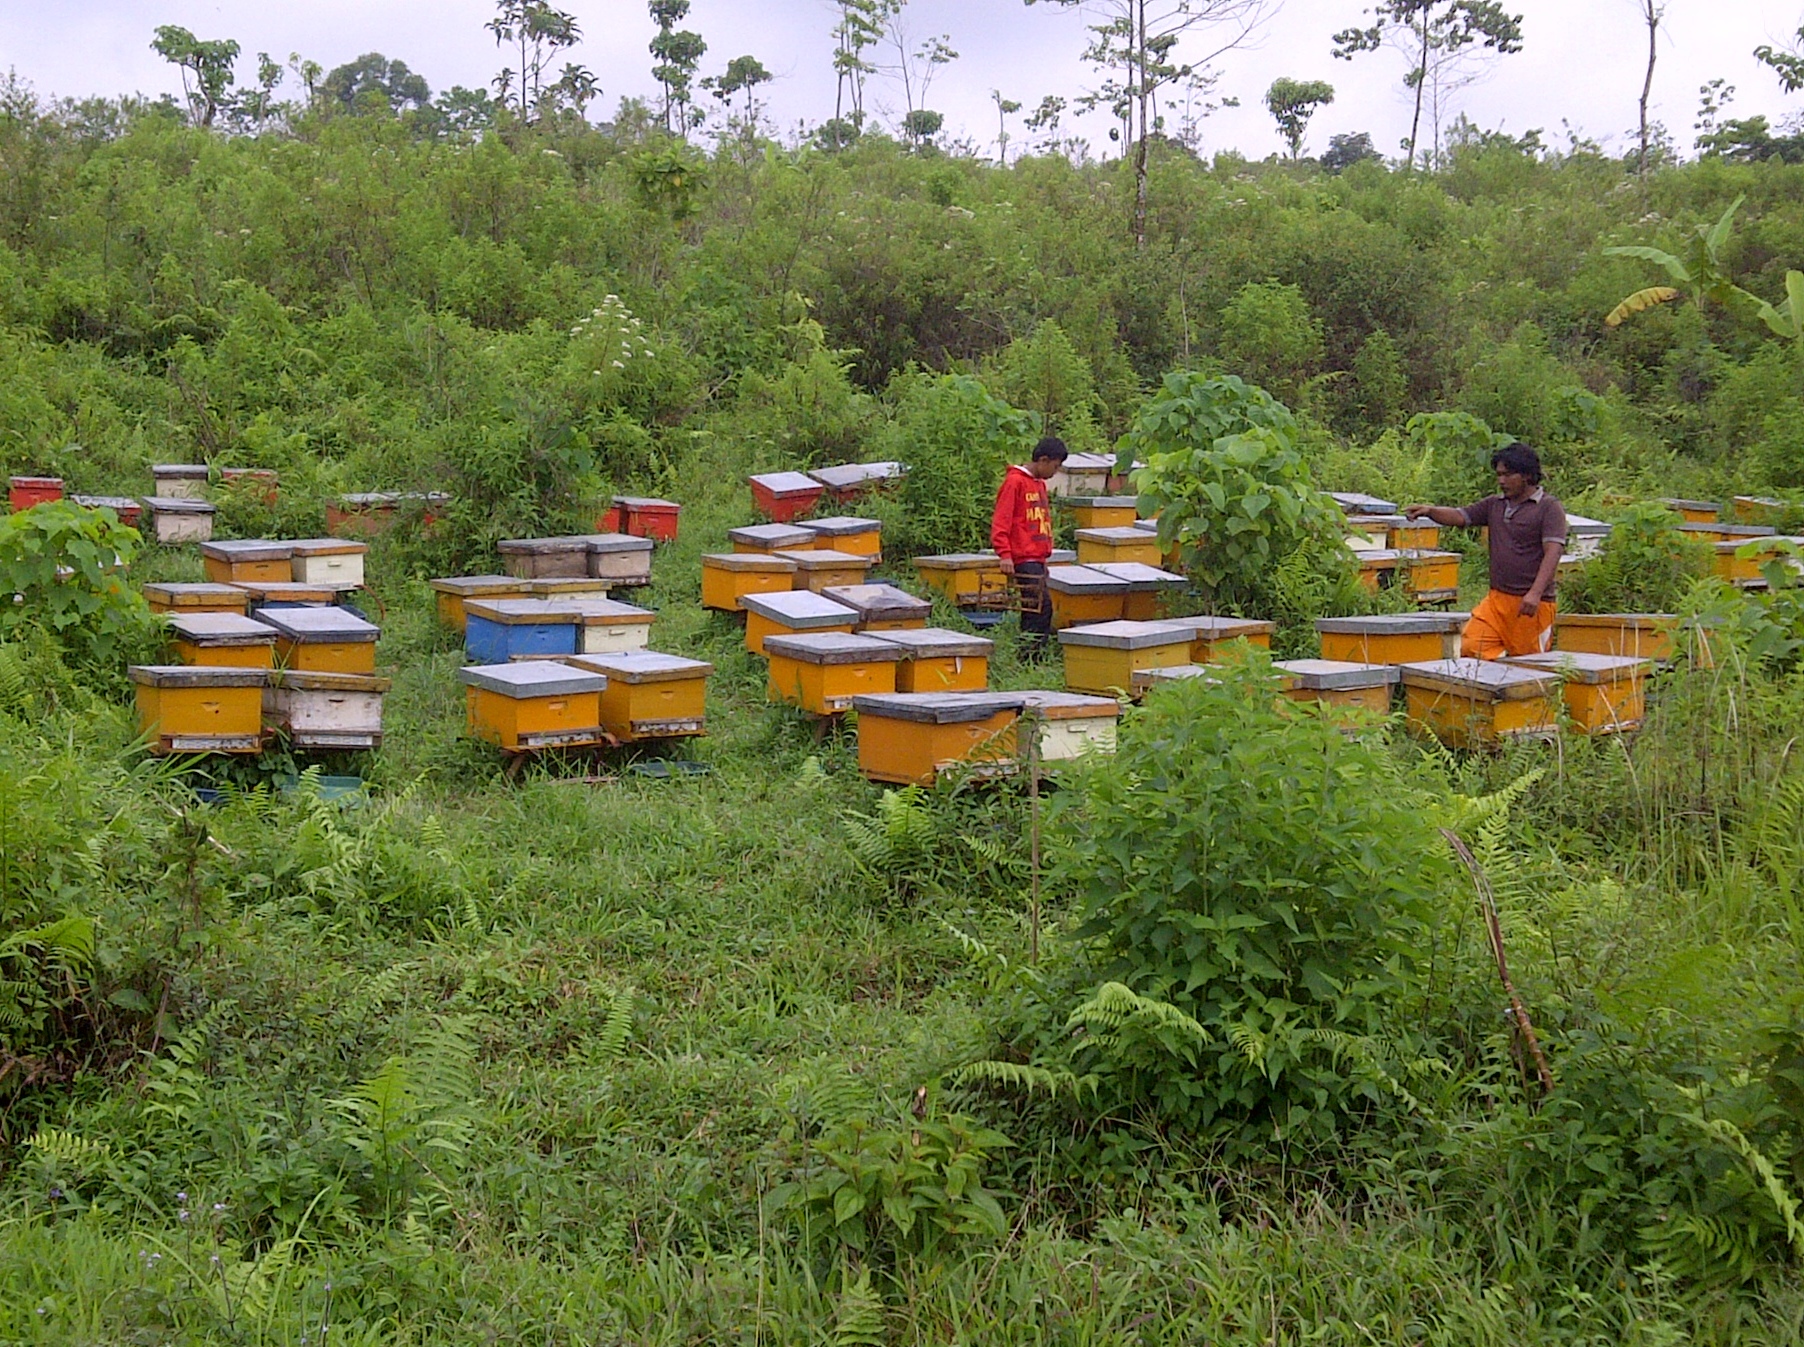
top-left (1460, 589), bottom-right (1556, 659)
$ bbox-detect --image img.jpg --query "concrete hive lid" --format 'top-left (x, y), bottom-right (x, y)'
top-left (612, 495), bottom-right (678, 509)
top-left (1075, 525), bottom-right (1157, 543)
top-left (129, 664), bottom-right (267, 688)
top-left (141, 496), bottom-right (216, 513)
top-left (865, 627), bottom-right (993, 659)
top-left (1062, 451), bottom-right (1115, 470)
top-left (1133, 664), bottom-right (1219, 686)
top-left (763, 632), bottom-right (907, 664)
top-left (1046, 565), bottom-right (1130, 595)
top-left (528, 577), bottom-right (614, 594)
top-left (73, 495), bottom-right (139, 510)
top-left (463, 598), bottom-right (586, 626)
top-left (430, 575), bottom-right (524, 596)
top-left (1503, 652), bottom-right (1653, 684)
top-left (1327, 491), bottom-right (1397, 513)
top-left (749, 470), bottom-right (822, 494)
top-left (913, 552), bottom-right (1000, 569)
top-left (851, 691), bottom-right (1026, 723)
top-left (1132, 518), bottom-right (1159, 533)
top-left (152, 464), bottom-right (209, 478)
top-left (1345, 513), bottom-right (1410, 528)
top-left (339, 492), bottom-right (401, 506)
top-left (820, 584), bottom-right (930, 622)
top-left (559, 599), bottom-right (654, 626)
top-left (168, 612), bottom-right (278, 645)
top-left (459, 661), bottom-right (607, 698)
top-left (1058, 495), bottom-right (1137, 509)
top-left (200, 539), bottom-right (292, 562)
top-left (739, 590), bottom-right (859, 626)
top-left (1057, 620), bottom-right (1193, 651)
top-left (288, 537), bottom-right (369, 557)
top-left (1016, 689), bottom-right (1122, 720)
top-left (1566, 514), bottom-right (1612, 535)
top-left (728, 523), bottom-right (816, 548)
top-left (775, 548), bottom-right (869, 570)
top-left (497, 535), bottom-right (598, 555)
top-left (1048, 548), bottom-right (1078, 563)
top-left (1167, 614), bottom-right (1276, 639)
top-left (143, 582), bottom-right (247, 605)
top-left (230, 580), bottom-right (353, 601)
top-left (568, 651), bottom-right (711, 682)
top-left (1715, 523), bottom-right (1781, 538)
top-left (255, 607), bottom-right (380, 642)
top-left (1317, 613), bottom-right (1465, 635)
top-left (703, 551), bottom-right (797, 573)
top-left (1082, 562), bottom-right (1186, 591)
top-left (268, 669), bottom-right (392, 693)
top-left (799, 515), bottom-right (882, 537)
top-left (1399, 658), bottom-right (1560, 699)
top-left (1273, 658), bottom-right (1400, 690)
top-left (1659, 497), bottom-right (1717, 511)
top-left (808, 461), bottom-right (903, 488)
top-left (1397, 548), bottom-right (1460, 562)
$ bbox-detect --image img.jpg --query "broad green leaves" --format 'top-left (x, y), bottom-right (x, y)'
top-left (0, 500), bottom-right (153, 666)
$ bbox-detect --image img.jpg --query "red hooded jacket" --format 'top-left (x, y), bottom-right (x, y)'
top-left (990, 464), bottom-right (1054, 564)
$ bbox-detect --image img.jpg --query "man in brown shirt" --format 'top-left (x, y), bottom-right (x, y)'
top-left (1404, 442), bottom-right (1567, 659)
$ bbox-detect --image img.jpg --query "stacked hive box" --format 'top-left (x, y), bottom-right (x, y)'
top-left (202, 540), bottom-right (292, 585)
top-left (775, 548), bottom-right (875, 593)
top-left (10, 476), bottom-right (63, 510)
top-left (765, 632), bottom-right (905, 714)
top-left (1272, 659), bottom-right (1398, 718)
top-left (431, 576), bottom-right (530, 631)
top-left (1046, 565), bottom-right (1131, 628)
top-left (748, 471), bottom-right (826, 522)
top-left (265, 670), bottom-right (392, 749)
top-left (1049, 451), bottom-right (1113, 498)
top-left (1317, 613), bottom-right (1464, 665)
top-left (290, 538), bottom-right (368, 587)
top-left (740, 591), bottom-right (859, 655)
top-left (167, 613), bottom-right (277, 670)
top-left (701, 553), bottom-right (798, 611)
top-left (1399, 659), bottom-right (1560, 747)
top-left (913, 552), bottom-right (1009, 608)
top-left (1058, 620), bottom-right (1193, 695)
top-left (852, 692), bottom-right (1025, 784)
top-left (730, 523), bottom-right (815, 554)
top-left (1163, 614), bottom-right (1273, 663)
top-left (1058, 496), bottom-right (1137, 530)
top-left (797, 516), bottom-right (882, 560)
top-left (1504, 651), bottom-right (1651, 734)
top-left (259, 608), bottom-right (379, 675)
top-left (144, 583), bottom-right (251, 616)
top-left (1016, 690), bottom-right (1121, 762)
top-left (869, 628), bottom-right (992, 692)
top-left (152, 465), bottom-right (209, 499)
top-left (1398, 550), bottom-right (1461, 603)
top-left (141, 497), bottom-right (216, 544)
top-left (820, 584), bottom-right (930, 631)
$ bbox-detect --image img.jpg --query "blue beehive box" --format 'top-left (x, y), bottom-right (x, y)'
top-left (462, 598), bottom-right (581, 665)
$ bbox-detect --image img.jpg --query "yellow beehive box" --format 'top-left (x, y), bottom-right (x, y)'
top-left (1732, 495), bottom-right (1787, 524)
top-left (729, 522), bottom-right (817, 554)
top-left (1075, 526), bottom-right (1163, 567)
top-left (288, 537), bottom-right (368, 588)
top-left (1345, 513), bottom-right (1406, 544)
top-left (1504, 651), bottom-right (1651, 735)
top-left (497, 535), bottom-right (597, 579)
top-left (569, 651), bottom-right (711, 741)
top-left (1047, 565), bottom-right (1132, 629)
top-left (1391, 520), bottom-right (1441, 550)
top-left (167, 611), bottom-right (278, 670)
top-left (460, 661), bottom-right (608, 751)
top-left (201, 540), bottom-right (293, 585)
top-left (1353, 549), bottom-right (1403, 592)
top-left (1399, 658), bottom-right (1560, 748)
top-left (430, 575), bottom-right (529, 631)
top-left (774, 548), bottom-right (875, 593)
top-left (130, 664), bottom-right (266, 754)
top-left (912, 552), bottom-right (1008, 605)
top-left (263, 669), bottom-right (391, 750)
top-left (851, 692), bottom-right (1025, 785)
top-left (586, 533), bottom-right (655, 585)
top-left (868, 627), bottom-right (993, 692)
top-left (1399, 549), bottom-right (1462, 603)
top-left (1553, 612), bottom-right (1676, 662)
top-left (228, 580), bottom-right (355, 611)
top-left (701, 552), bottom-right (799, 611)
top-left (1659, 498), bottom-right (1719, 524)
top-left (1682, 521), bottom-right (1776, 547)
top-left (821, 583), bottom-right (932, 631)
top-left (1317, 613), bottom-right (1464, 665)
top-left (740, 590), bottom-right (860, 656)
top-left (143, 582), bottom-right (251, 616)
top-left (1712, 536), bottom-right (1798, 587)
top-left (528, 576), bottom-right (615, 599)
top-left (1271, 659), bottom-right (1398, 717)
top-left (1058, 620), bottom-right (1194, 696)
top-left (1017, 689), bottom-right (1121, 762)
top-left (257, 607), bottom-right (380, 675)
top-left (797, 515), bottom-right (883, 560)
top-left (1163, 614), bottom-right (1275, 664)
top-left (141, 496), bottom-right (216, 544)
top-left (1057, 495), bottom-right (1138, 531)
top-left (765, 632), bottom-right (905, 715)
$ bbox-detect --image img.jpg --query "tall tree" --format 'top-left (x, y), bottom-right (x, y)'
top-left (322, 54), bottom-right (432, 116)
top-left (703, 55), bottom-right (773, 137)
top-left (1630, 0), bottom-right (1665, 174)
top-left (883, 9), bottom-right (957, 142)
top-left (1026, 0), bottom-right (1276, 248)
top-left (1024, 94), bottom-right (1067, 154)
top-left (150, 25), bottom-right (240, 129)
top-left (1332, 1), bottom-right (1523, 171)
top-left (1265, 76), bottom-right (1334, 157)
top-left (649, 0), bottom-right (708, 135)
top-left (992, 89), bottom-right (1023, 164)
top-left (1754, 23), bottom-right (1804, 94)
top-left (486, 1), bottom-right (582, 121)
top-left (829, 0), bottom-right (898, 148)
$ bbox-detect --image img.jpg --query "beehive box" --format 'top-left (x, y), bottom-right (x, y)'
top-left (72, 495), bottom-right (143, 528)
top-left (748, 471), bottom-right (826, 523)
top-left (1553, 612), bottom-right (1677, 662)
top-left (1076, 526), bottom-right (1163, 567)
top-left (1047, 565), bottom-right (1131, 628)
top-left (740, 590), bottom-right (860, 655)
top-left (1058, 620), bottom-right (1194, 695)
top-left (1272, 659), bottom-right (1398, 717)
top-left (1399, 659), bottom-right (1560, 747)
top-left (201, 539), bottom-right (294, 585)
top-left (1503, 651), bottom-right (1651, 734)
top-left (821, 583), bottom-right (931, 631)
top-left (913, 552), bottom-right (1008, 605)
top-left (143, 582), bottom-right (251, 616)
top-left (288, 537), bottom-right (368, 588)
top-left (131, 665), bottom-right (266, 754)
top-left (1049, 451), bottom-right (1114, 499)
top-left (1016, 689), bottom-right (1121, 762)
top-left (1659, 497), bottom-right (1719, 524)
top-left (460, 662), bottom-right (608, 751)
top-left (586, 533), bottom-right (654, 585)
top-left (1057, 495), bottom-right (1138, 531)
top-left (1733, 495), bottom-right (1787, 524)
top-left (430, 576), bottom-right (530, 631)
top-left (563, 598), bottom-right (655, 654)
top-left (570, 651), bottom-right (710, 741)
top-left (867, 627), bottom-right (993, 692)
top-left (259, 606), bottom-right (379, 675)
top-left (852, 692), bottom-right (1025, 784)
top-left (464, 598), bottom-right (580, 664)
top-left (729, 522), bottom-right (816, 554)
top-left (498, 536), bottom-right (597, 580)
top-left (1565, 515), bottom-right (1613, 560)
top-left (1714, 538), bottom-right (1780, 587)
top-left (797, 515), bottom-right (883, 560)
top-left (614, 495), bottom-right (682, 542)
top-left (765, 632), bottom-right (905, 714)
top-left (1342, 524), bottom-right (1389, 551)
top-left (1352, 549), bottom-right (1404, 592)
top-left (775, 548), bottom-right (875, 593)
top-left (9, 476), bottom-right (63, 511)
top-left (1130, 664), bottom-right (1219, 696)
top-left (1682, 521), bottom-right (1776, 546)
top-left (1082, 562), bottom-right (1187, 621)
top-left (326, 491), bottom-right (444, 538)
top-left (1317, 613), bottom-right (1464, 665)
top-left (528, 576), bottom-right (614, 599)
top-left (228, 580), bottom-right (355, 614)
top-left (167, 612), bottom-right (278, 670)
top-left (1327, 491), bottom-right (1398, 515)
top-left (701, 552), bottom-right (798, 611)
top-left (1391, 519), bottom-right (1441, 550)
top-left (152, 464), bottom-right (209, 500)
top-left (807, 460), bottom-right (904, 502)
top-left (141, 497), bottom-right (216, 544)
top-left (264, 669), bottom-right (391, 749)
top-left (1399, 549), bottom-right (1462, 603)
top-left (1164, 614), bottom-right (1275, 663)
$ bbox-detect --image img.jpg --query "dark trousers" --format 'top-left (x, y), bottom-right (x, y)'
top-left (1014, 560), bottom-right (1052, 643)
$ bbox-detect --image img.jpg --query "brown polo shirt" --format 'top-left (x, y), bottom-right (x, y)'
top-left (1460, 489), bottom-right (1568, 596)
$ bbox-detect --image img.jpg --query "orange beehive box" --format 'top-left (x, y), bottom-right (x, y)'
top-left (701, 552), bottom-right (798, 612)
top-left (797, 515), bottom-right (882, 560)
top-left (1057, 620), bottom-right (1194, 696)
top-left (263, 669), bottom-right (391, 750)
top-left (1399, 549), bottom-right (1461, 603)
top-left (1352, 549), bottom-right (1403, 592)
top-left (1163, 614), bottom-right (1275, 664)
top-left (1659, 498), bottom-right (1719, 524)
top-left (1046, 565), bottom-right (1131, 629)
top-left (1057, 495), bottom-right (1138, 530)
top-left (1271, 659), bottom-right (1398, 717)
top-left (852, 692), bottom-right (1025, 785)
top-left (748, 471), bottom-right (826, 523)
top-left (460, 661), bottom-right (608, 751)
top-left (765, 632), bottom-right (905, 715)
top-left (1075, 526), bottom-right (1163, 568)
top-left (739, 590), bottom-right (860, 656)
top-left (774, 548), bottom-right (875, 593)
top-left (569, 651), bottom-right (710, 741)
top-left (1399, 658), bottom-right (1560, 748)
top-left (288, 537), bottom-right (367, 588)
top-left (1504, 651), bottom-right (1651, 734)
top-left (258, 607), bottom-right (379, 675)
top-left (430, 576), bottom-right (532, 631)
top-left (868, 627), bottom-right (993, 692)
top-left (1016, 689), bottom-right (1121, 762)
top-left (167, 612), bottom-right (277, 670)
top-left (1712, 537), bottom-right (1795, 587)
top-left (1553, 613), bottom-right (1676, 662)
top-left (143, 582), bottom-right (250, 616)
top-left (130, 664), bottom-right (266, 754)
top-left (913, 552), bottom-right (1008, 605)
top-left (1732, 495), bottom-right (1787, 524)
top-left (729, 522), bottom-right (817, 554)
top-left (820, 583), bottom-right (931, 631)
top-left (1317, 613), bottom-right (1464, 665)
top-left (201, 539), bottom-right (294, 585)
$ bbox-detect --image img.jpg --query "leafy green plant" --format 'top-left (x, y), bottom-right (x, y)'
top-left (1560, 503), bottom-right (1711, 614)
top-left (1217, 282), bottom-right (1323, 405)
top-left (877, 371), bottom-right (1034, 558)
top-left (0, 501), bottom-right (155, 665)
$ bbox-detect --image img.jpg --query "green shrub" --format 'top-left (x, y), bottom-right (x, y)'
top-left (1217, 281), bottom-right (1323, 405)
top-left (986, 320), bottom-right (1107, 451)
top-left (877, 371), bottom-right (1035, 558)
top-left (0, 500), bottom-right (156, 668)
top-left (1560, 503), bottom-right (1711, 614)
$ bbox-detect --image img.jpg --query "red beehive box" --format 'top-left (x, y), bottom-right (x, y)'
top-left (72, 495), bottom-right (143, 528)
top-left (615, 496), bottom-right (681, 542)
top-left (749, 471), bottom-right (826, 523)
top-left (10, 477), bottom-right (63, 511)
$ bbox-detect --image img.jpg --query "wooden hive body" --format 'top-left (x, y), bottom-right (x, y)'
top-left (264, 669), bottom-right (391, 748)
top-left (142, 496), bottom-right (215, 544)
top-left (797, 515), bottom-right (883, 560)
top-left (1017, 689), bottom-right (1121, 761)
top-left (1327, 491), bottom-right (1398, 515)
top-left (1317, 613), bottom-right (1463, 665)
top-left (131, 665), bottom-right (266, 754)
top-left (1164, 614), bottom-right (1275, 664)
top-left (740, 591), bottom-right (859, 656)
top-left (1058, 620), bottom-right (1194, 695)
top-left (460, 662), bottom-right (608, 750)
top-left (1075, 526), bottom-right (1164, 568)
top-left (701, 552), bottom-right (798, 612)
top-left (528, 576), bottom-right (614, 599)
top-left (498, 535), bottom-right (597, 580)
top-left (463, 598), bottom-right (578, 664)
top-left (852, 692), bottom-right (1025, 784)
top-left (1503, 651), bottom-right (1651, 734)
top-left (1552, 613), bottom-right (1676, 662)
top-left (912, 552), bottom-right (1006, 604)
top-left (430, 576), bottom-right (530, 631)
top-left (151, 465), bottom-right (209, 500)
top-left (748, 471), bottom-right (826, 523)
top-left (288, 537), bottom-right (368, 587)
top-left (258, 606), bottom-right (379, 675)
top-left (1049, 453), bottom-right (1113, 499)
top-left (1046, 565), bottom-right (1130, 629)
top-left (586, 533), bottom-right (654, 585)
top-left (565, 599), bottom-right (655, 655)
top-left (201, 539), bottom-right (294, 585)
top-left (1399, 659), bottom-right (1559, 747)
top-left (869, 627), bottom-right (993, 692)
top-left (1352, 549), bottom-right (1403, 592)
top-left (1272, 659), bottom-right (1398, 717)
top-left (10, 476), bottom-right (64, 510)
top-left (229, 580), bottom-right (354, 613)
top-left (774, 548), bottom-right (875, 593)
top-left (1398, 549), bottom-right (1461, 602)
top-left (1660, 498), bottom-right (1719, 524)
top-left (1130, 664), bottom-right (1222, 696)
top-left (1058, 496), bottom-right (1137, 530)
top-left (765, 632), bottom-right (904, 714)
top-left (168, 612), bottom-right (278, 670)
top-left (614, 496), bottom-right (682, 542)
top-left (144, 583), bottom-right (250, 616)
top-left (807, 460), bottom-right (904, 502)
top-left (729, 523), bottom-right (816, 554)
top-left (72, 495), bottom-right (143, 527)
top-left (1733, 495), bottom-right (1785, 524)
top-left (569, 651), bottom-right (710, 740)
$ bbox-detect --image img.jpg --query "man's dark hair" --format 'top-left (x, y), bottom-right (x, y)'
top-left (1491, 441), bottom-right (1543, 485)
top-left (1031, 436), bottom-right (1070, 462)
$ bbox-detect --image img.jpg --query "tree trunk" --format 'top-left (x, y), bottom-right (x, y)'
top-left (1132, 0), bottom-right (1149, 249)
top-left (1638, 4), bottom-right (1658, 173)
top-left (1408, 12), bottom-right (1428, 169)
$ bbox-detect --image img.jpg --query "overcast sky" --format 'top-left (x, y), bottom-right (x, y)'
top-left (5, 1), bottom-right (1801, 161)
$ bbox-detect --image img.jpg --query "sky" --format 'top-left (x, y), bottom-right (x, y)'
top-left (3, 0), bottom-right (1801, 161)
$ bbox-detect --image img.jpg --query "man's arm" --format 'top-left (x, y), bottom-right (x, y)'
top-left (1519, 539), bottom-right (1563, 617)
top-left (1402, 504), bottom-right (1471, 527)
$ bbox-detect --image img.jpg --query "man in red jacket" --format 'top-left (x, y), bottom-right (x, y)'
top-left (991, 436), bottom-right (1068, 651)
